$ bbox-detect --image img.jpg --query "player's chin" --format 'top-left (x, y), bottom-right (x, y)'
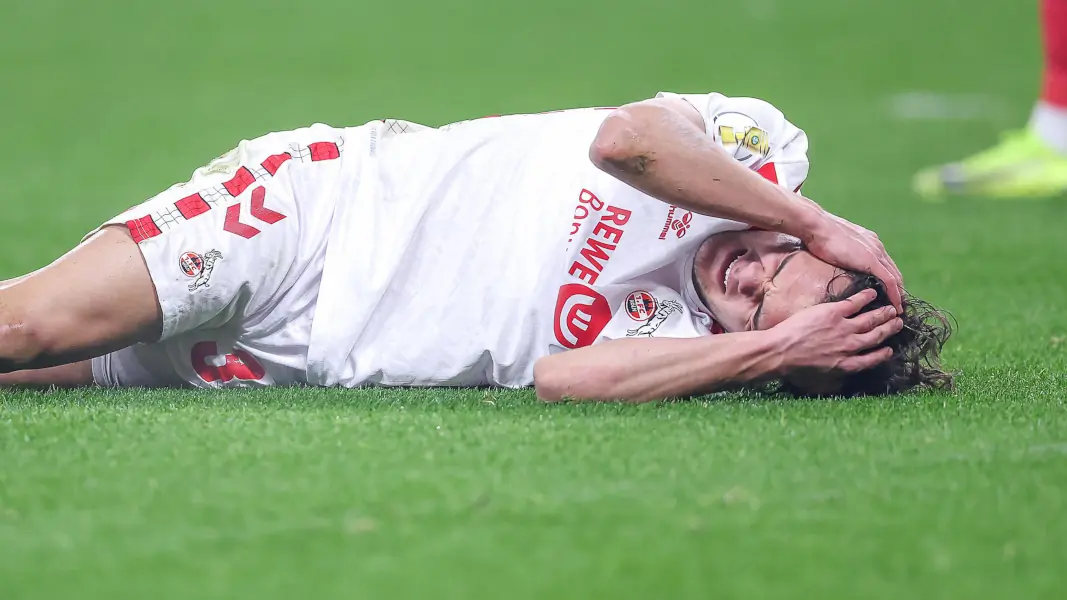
top-left (712, 308), bottom-right (746, 334)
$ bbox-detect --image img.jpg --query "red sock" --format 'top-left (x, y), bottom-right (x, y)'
top-left (1041, 0), bottom-right (1067, 108)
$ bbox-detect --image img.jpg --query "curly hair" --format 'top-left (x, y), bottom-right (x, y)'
top-left (784, 271), bottom-right (955, 397)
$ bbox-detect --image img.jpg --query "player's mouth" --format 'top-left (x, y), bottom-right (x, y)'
top-left (718, 249), bottom-right (746, 295)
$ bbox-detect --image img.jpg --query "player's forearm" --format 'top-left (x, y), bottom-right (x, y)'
top-left (0, 362), bottom-right (94, 387)
top-left (590, 101), bottom-right (825, 242)
top-left (533, 333), bottom-right (785, 402)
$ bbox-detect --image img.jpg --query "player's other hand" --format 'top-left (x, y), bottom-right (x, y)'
top-left (805, 210), bottom-right (905, 312)
top-left (773, 288), bottom-right (902, 379)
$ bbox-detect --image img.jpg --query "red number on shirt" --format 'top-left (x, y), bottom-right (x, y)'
top-left (191, 341), bottom-right (266, 383)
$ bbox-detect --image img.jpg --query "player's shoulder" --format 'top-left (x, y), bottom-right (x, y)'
top-left (657, 91), bottom-right (788, 124)
top-left (657, 91), bottom-right (803, 165)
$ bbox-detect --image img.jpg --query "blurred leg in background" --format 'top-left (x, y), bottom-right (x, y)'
top-left (915, 0), bottom-right (1067, 199)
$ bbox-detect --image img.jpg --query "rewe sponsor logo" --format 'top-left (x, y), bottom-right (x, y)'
top-left (554, 283), bottom-right (612, 349)
top-left (555, 188), bottom-right (634, 348)
top-left (567, 202), bottom-right (632, 284)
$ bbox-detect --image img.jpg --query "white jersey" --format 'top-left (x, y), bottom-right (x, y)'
top-left (91, 92), bottom-right (808, 389)
top-left (306, 92), bottom-right (809, 388)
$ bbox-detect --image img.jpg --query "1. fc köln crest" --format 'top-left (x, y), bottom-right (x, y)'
top-left (624, 291), bottom-right (658, 321)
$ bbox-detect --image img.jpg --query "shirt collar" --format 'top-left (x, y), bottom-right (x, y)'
top-left (681, 250), bottom-right (724, 335)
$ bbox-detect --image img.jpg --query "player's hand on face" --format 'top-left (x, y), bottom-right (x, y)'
top-left (772, 288), bottom-right (902, 377)
top-left (805, 210), bottom-right (905, 313)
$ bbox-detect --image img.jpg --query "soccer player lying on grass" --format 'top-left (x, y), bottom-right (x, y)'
top-left (0, 92), bottom-right (953, 400)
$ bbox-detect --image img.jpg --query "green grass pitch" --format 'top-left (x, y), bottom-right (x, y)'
top-left (2, 0), bottom-right (1067, 597)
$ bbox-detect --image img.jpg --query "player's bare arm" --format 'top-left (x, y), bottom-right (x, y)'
top-left (590, 97), bottom-right (825, 235)
top-left (535, 289), bottom-right (901, 402)
top-left (0, 227), bottom-right (160, 375)
top-left (591, 98), bottom-right (905, 310)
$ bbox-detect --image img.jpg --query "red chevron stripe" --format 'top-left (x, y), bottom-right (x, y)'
top-left (223, 203), bottom-right (261, 239)
top-left (249, 186), bottom-right (286, 224)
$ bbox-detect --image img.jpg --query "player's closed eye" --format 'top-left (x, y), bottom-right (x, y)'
top-left (749, 249), bottom-right (801, 330)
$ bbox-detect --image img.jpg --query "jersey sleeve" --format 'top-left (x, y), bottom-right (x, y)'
top-left (657, 91), bottom-right (810, 193)
top-left (87, 125), bottom-right (347, 342)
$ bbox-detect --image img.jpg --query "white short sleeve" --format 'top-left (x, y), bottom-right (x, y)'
top-left (657, 91), bottom-right (810, 193)
top-left (89, 124), bottom-right (348, 341)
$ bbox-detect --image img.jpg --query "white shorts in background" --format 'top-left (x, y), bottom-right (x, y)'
top-left (90, 124), bottom-right (358, 388)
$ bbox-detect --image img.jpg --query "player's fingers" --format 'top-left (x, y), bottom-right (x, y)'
top-left (869, 238), bottom-right (905, 297)
top-left (849, 305), bottom-right (897, 333)
top-left (885, 280), bottom-right (904, 314)
top-left (853, 317), bottom-right (904, 351)
top-left (883, 257), bottom-right (900, 303)
top-left (836, 288), bottom-right (879, 316)
top-left (839, 347), bottom-right (894, 373)
top-left (879, 251), bottom-right (904, 288)
top-left (871, 261), bottom-right (904, 313)
top-left (885, 251), bottom-right (903, 282)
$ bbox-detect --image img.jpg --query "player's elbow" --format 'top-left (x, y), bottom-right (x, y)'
top-left (533, 355), bottom-right (623, 402)
top-left (0, 301), bottom-right (47, 373)
top-left (533, 357), bottom-right (571, 402)
top-left (589, 106), bottom-right (643, 171)
top-left (590, 100), bottom-right (684, 175)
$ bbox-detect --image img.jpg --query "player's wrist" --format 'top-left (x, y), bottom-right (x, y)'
top-left (713, 330), bottom-right (794, 383)
top-left (781, 195), bottom-right (830, 247)
top-left (754, 327), bottom-right (799, 379)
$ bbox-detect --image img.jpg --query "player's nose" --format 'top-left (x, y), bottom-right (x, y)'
top-left (735, 260), bottom-right (762, 297)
